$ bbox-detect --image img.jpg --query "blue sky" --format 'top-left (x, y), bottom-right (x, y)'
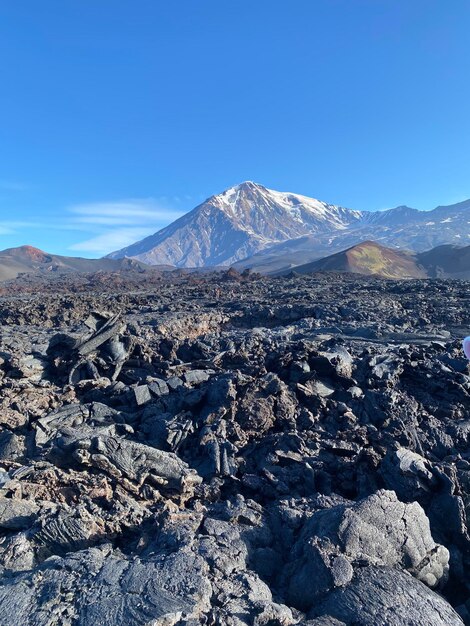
top-left (0, 0), bottom-right (469, 256)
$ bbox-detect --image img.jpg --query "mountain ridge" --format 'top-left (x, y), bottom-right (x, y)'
top-left (107, 181), bottom-right (363, 267)
top-left (108, 182), bottom-right (470, 268)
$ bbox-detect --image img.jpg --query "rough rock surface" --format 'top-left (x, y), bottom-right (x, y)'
top-left (0, 271), bottom-right (469, 625)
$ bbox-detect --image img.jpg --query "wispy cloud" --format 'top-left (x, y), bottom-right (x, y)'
top-left (69, 227), bottom-right (157, 254)
top-left (0, 220), bottom-right (38, 235)
top-left (0, 197), bottom-right (188, 257)
top-left (0, 225), bottom-right (15, 235)
top-left (69, 199), bottom-right (183, 226)
top-left (66, 198), bottom-right (185, 255)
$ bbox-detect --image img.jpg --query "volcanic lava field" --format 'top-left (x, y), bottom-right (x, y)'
top-left (0, 271), bottom-right (469, 625)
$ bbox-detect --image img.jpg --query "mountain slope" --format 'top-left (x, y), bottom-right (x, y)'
top-left (265, 241), bottom-right (470, 280)
top-left (107, 182), bottom-right (363, 267)
top-left (280, 241), bottom-right (428, 279)
top-left (417, 243), bottom-right (470, 279)
top-left (324, 199), bottom-right (470, 252)
top-left (0, 246), bottom-right (154, 281)
top-left (233, 200), bottom-right (470, 274)
top-left (232, 234), bottom-right (331, 274)
top-left (109, 183), bottom-right (470, 269)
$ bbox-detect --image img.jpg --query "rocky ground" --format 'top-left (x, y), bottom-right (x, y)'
top-left (0, 271), bottom-right (469, 625)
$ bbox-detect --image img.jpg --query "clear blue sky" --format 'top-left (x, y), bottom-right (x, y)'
top-left (0, 0), bottom-right (469, 256)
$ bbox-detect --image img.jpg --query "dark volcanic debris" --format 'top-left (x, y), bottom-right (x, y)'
top-left (0, 272), bottom-right (469, 625)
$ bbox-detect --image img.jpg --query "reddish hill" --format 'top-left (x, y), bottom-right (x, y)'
top-left (0, 245), bottom-right (160, 281)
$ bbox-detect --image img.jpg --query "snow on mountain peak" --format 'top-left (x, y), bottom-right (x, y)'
top-left (216, 181), bottom-right (358, 223)
top-left (108, 182), bottom-right (363, 267)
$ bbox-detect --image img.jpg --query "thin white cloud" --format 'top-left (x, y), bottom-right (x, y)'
top-left (66, 198), bottom-right (185, 256)
top-left (0, 220), bottom-right (39, 235)
top-left (69, 227), bottom-right (157, 255)
top-left (68, 199), bottom-right (183, 226)
top-left (0, 197), bottom-right (188, 257)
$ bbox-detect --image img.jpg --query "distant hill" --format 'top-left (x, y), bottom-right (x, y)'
top-left (417, 244), bottom-right (470, 279)
top-left (267, 241), bottom-right (470, 280)
top-left (232, 234), bottom-right (327, 275)
top-left (233, 203), bottom-right (470, 275)
top-left (278, 241), bottom-right (428, 279)
top-left (0, 245), bottom-right (162, 281)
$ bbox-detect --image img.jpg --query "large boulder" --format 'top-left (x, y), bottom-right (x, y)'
top-left (309, 566), bottom-right (464, 626)
top-left (0, 543), bottom-right (211, 626)
top-left (287, 490), bottom-right (449, 610)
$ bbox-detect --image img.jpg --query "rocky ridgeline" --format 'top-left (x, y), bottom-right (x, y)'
top-left (0, 272), bottom-right (469, 625)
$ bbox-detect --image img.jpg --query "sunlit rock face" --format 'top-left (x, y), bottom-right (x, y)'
top-left (107, 181), bottom-right (362, 267)
top-left (109, 182), bottom-right (470, 270)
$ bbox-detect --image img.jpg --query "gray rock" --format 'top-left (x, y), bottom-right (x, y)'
top-left (381, 447), bottom-right (437, 501)
top-left (0, 432), bottom-right (25, 461)
top-left (75, 434), bottom-right (202, 493)
top-left (133, 384), bottom-right (152, 406)
top-left (1, 271), bottom-right (470, 625)
top-left (0, 544), bottom-right (211, 626)
top-left (167, 375), bottom-right (184, 390)
top-left (75, 313), bottom-right (125, 357)
top-left (287, 490), bottom-right (449, 610)
top-left (310, 566), bottom-right (464, 625)
top-left (183, 370), bottom-right (211, 385)
top-left (0, 497), bottom-right (39, 530)
top-left (298, 378), bottom-right (335, 398)
top-left (148, 378), bottom-right (170, 397)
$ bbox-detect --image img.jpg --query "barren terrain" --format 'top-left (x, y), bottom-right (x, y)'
top-left (0, 271), bottom-right (469, 625)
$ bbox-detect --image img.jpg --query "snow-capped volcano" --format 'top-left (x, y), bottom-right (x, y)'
top-left (107, 181), bottom-right (362, 267)
top-left (216, 181), bottom-right (362, 237)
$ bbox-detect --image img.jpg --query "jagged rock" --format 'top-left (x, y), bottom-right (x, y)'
top-left (167, 375), bottom-right (184, 391)
top-left (0, 432), bottom-right (26, 462)
top-left (33, 507), bottom-right (104, 557)
top-left (75, 313), bottom-right (125, 356)
top-left (0, 273), bottom-right (469, 625)
top-left (183, 370), bottom-right (211, 385)
top-left (0, 497), bottom-right (39, 530)
top-left (253, 602), bottom-right (295, 625)
top-left (133, 384), bottom-right (152, 406)
top-left (148, 378), bottom-right (170, 397)
top-left (287, 490), bottom-right (449, 610)
top-left (298, 378), bottom-right (335, 398)
top-left (72, 434), bottom-right (202, 494)
top-left (381, 447), bottom-right (438, 501)
top-left (310, 566), bottom-right (464, 625)
top-left (142, 411), bottom-right (194, 452)
top-left (0, 544), bottom-right (211, 626)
